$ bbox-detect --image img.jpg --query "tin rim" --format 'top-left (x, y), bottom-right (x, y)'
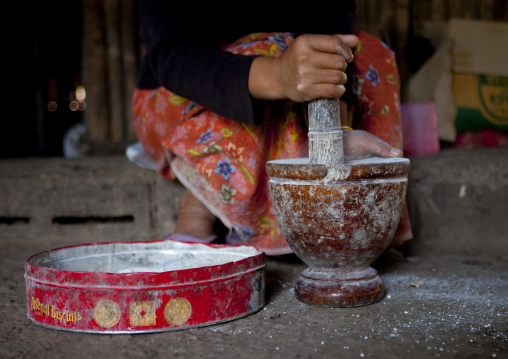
top-left (25, 239), bottom-right (266, 289)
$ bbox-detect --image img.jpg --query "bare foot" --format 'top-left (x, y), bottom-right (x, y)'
top-left (174, 190), bottom-right (216, 240)
top-left (343, 130), bottom-right (402, 161)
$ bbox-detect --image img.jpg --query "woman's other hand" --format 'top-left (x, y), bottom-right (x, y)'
top-left (343, 130), bottom-right (403, 161)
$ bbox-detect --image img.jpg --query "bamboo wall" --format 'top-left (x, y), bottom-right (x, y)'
top-left (81, 0), bottom-right (508, 150)
top-left (82, 0), bottom-right (140, 153)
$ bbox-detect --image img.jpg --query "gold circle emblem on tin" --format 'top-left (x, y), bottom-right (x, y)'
top-left (93, 299), bottom-right (121, 328)
top-left (164, 298), bottom-right (192, 326)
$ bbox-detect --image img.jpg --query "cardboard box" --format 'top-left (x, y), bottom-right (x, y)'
top-left (408, 19), bottom-right (508, 141)
top-left (453, 73), bottom-right (508, 133)
top-left (449, 19), bottom-right (508, 77)
top-left (450, 19), bottom-right (508, 134)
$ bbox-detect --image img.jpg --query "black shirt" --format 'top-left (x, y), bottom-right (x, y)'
top-left (136, 1), bottom-right (356, 125)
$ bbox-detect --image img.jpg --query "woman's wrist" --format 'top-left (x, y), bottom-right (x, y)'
top-left (248, 56), bottom-right (284, 101)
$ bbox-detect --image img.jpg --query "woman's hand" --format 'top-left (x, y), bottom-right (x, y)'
top-left (343, 130), bottom-right (403, 161)
top-left (249, 34), bottom-right (359, 102)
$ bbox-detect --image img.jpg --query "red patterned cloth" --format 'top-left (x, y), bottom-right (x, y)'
top-left (132, 31), bottom-right (412, 255)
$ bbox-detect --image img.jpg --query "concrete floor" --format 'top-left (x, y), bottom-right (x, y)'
top-left (1, 239), bottom-right (507, 359)
top-left (1, 149), bottom-right (508, 358)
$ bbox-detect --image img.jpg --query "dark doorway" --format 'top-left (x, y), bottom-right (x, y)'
top-left (1, 1), bottom-right (83, 158)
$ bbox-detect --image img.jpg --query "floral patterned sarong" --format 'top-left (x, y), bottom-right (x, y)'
top-left (132, 31), bottom-right (412, 255)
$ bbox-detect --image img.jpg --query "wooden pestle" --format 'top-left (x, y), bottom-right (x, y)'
top-left (308, 98), bottom-right (345, 166)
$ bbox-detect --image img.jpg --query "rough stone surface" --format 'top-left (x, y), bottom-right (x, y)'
top-left (1, 149), bottom-right (507, 358)
top-left (1, 148), bottom-right (507, 255)
top-left (406, 148), bottom-right (508, 256)
top-left (1, 240), bottom-right (507, 358)
top-left (0, 156), bottom-right (184, 246)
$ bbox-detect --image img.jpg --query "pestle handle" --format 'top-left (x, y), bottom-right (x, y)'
top-left (308, 98), bottom-right (345, 166)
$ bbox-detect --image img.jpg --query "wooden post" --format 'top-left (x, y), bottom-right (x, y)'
top-left (104, 0), bottom-right (124, 143)
top-left (121, 0), bottom-right (139, 142)
top-left (394, 0), bottom-right (410, 102)
top-left (82, 0), bottom-right (109, 143)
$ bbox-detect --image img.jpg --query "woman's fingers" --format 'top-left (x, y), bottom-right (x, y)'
top-left (309, 51), bottom-right (348, 72)
top-left (308, 34), bottom-right (358, 62)
top-left (287, 34), bottom-right (357, 100)
top-left (250, 34), bottom-right (358, 102)
top-left (335, 34), bottom-right (360, 55)
top-left (343, 130), bottom-right (402, 160)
